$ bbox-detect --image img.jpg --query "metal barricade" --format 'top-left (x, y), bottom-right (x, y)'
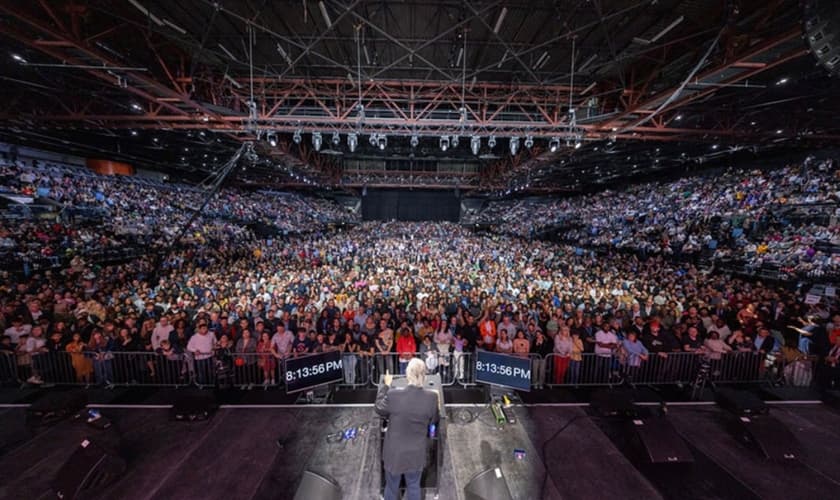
top-left (0, 350), bottom-right (18, 385)
top-left (229, 352), bottom-right (280, 389)
top-left (714, 351), bottom-right (765, 383)
top-left (779, 355), bottom-right (817, 388)
top-left (338, 352), bottom-right (373, 388)
top-left (111, 352), bottom-right (158, 386)
top-left (31, 351), bottom-right (81, 385)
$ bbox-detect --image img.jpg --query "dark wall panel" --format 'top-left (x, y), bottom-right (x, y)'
top-left (361, 189), bottom-right (460, 221)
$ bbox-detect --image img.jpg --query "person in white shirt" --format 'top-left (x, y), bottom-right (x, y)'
top-left (187, 323), bottom-right (215, 385)
top-left (270, 323), bottom-right (294, 382)
top-left (23, 326), bottom-right (47, 384)
top-left (594, 326), bottom-right (619, 383)
top-left (151, 316), bottom-right (174, 350)
top-left (4, 317), bottom-right (31, 346)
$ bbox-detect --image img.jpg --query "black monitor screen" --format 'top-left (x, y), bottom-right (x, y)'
top-left (284, 351), bottom-right (344, 393)
top-left (475, 350), bottom-right (532, 392)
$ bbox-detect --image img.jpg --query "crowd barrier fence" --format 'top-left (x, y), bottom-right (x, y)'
top-left (4, 348), bottom-right (819, 392)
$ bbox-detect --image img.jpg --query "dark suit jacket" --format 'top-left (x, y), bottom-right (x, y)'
top-left (375, 383), bottom-right (439, 474)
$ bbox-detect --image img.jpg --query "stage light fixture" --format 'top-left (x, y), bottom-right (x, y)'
top-left (549, 138), bottom-right (560, 153)
top-left (470, 135), bottom-right (481, 155)
top-left (11, 53), bottom-right (27, 64)
top-left (348, 133), bottom-right (358, 152)
top-left (130, 102), bottom-right (143, 112)
top-left (267, 133), bottom-right (278, 147)
top-left (410, 135), bottom-right (419, 148)
top-left (524, 135), bottom-right (534, 149)
top-left (488, 135), bottom-right (497, 149)
top-left (675, 114), bottom-right (683, 121)
top-left (574, 140), bottom-right (582, 150)
top-left (293, 129), bottom-right (302, 144)
top-left (332, 131), bottom-right (340, 146)
top-left (509, 136), bottom-right (519, 155)
top-left (440, 136), bottom-right (450, 152)
top-left (377, 135), bottom-right (387, 150)
top-left (312, 131), bottom-right (322, 151)
top-left (130, 130), bottom-right (138, 137)
top-left (451, 135), bottom-right (459, 148)
top-left (369, 133), bottom-right (378, 146)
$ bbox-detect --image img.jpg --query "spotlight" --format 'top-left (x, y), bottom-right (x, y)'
top-left (549, 137), bottom-right (560, 153)
top-left (451, 135), bottom-right (459, 148)
top-left (410, 135), bottom-right (419, 148)
top-left (267, 132), bottom-right (277, 147)
top-left (440, 135), bottom-right (450, 152)
top-left (369, 133), bottom-right (378, 146)
top-left (470, 135), bottom-right (480, 155)
top-left (776, 77), bottom-right (788, 86)
top-left (130, 130), bottom-right (138, 137)
top-left (293, 129), bottom-right (302, 144)
top-left (332, 131), bottom-right (340, 146)
top-left (574, 140), bottom-right (582, 150)
top-left (348, 132), bottom-right (358, 153)
top-left (675, 114), bottom-right (683, 121)
top-left (11, 53), bottom-right (27, 64)
top-left (488, 135), bottom-right (497, 149)
top-left (776, 129), bottom-right (783, 134)
top-left (377, 135), bottom-right (387, 150)
top-left (509, 136), bottom-right (519, 155)
top-left (312, 131), bottom-right (322, 151)
top-left (712, 144), bottom-right (719, 150)
top-left (524, 135), bottom-right (534, 149)
top-left (130, 103), bottom-right (143, 112)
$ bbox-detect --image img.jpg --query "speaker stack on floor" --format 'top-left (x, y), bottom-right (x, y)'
top-left (170, 391), bottom-right (218, 422)
top-left (590, 389), bottom-right (694, 465)
top-left (715, 388), bottom-right (800, 460)
top-left (464, 467), bottom-right (514, 500)
top-left (52, 438), bottom-right (126, 500)
top-left (26, 390), bottom-right (88, 426)
top-left (293, 470), bottom-right (342, 500)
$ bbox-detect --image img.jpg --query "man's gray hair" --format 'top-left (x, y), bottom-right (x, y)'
top-left (406, 358), bottom-right (426, 387)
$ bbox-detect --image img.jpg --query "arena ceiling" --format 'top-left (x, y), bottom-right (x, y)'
top-left (0, 0), bottom-right (837, 193)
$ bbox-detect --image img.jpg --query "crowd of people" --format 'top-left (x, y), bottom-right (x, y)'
top-left (471, 158), bottom-right (840, 279)
top-left (0, 153), bottom-right (838, 392)
top-left (1, 214), bottom-right (837, 390)
top-left (0, 157), bottom-right (358, 269)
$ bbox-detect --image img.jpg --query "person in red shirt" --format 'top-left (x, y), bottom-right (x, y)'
top-left (396, 327), bottom-right (417, 375)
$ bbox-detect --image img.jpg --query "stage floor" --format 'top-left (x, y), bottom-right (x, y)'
top-left (1, 399), bottom-right (839, 500)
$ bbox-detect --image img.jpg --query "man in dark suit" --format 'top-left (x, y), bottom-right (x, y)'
top-left (375, 358), bottom-right (439, 500)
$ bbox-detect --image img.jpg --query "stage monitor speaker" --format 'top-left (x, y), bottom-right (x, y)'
top-left (464, 467), bottom-right (514, 500)
top-left (590, 389), bottom-right (637, 418)
top-left (803, 0), bottom-right (840, 76)
top-left (170, 392), bottom-right (217, 421)
top-left (735, 414), bottom-right (800, 460)
top-left (293, 470), bottom-right (342, 500)
top-left (715, 388), bottom-right (768, 416)
top-left (629, 415), bottom-right (694, 464)
top-left (27, 390), bottom-right (88, 426)
top-left (52, 438), bottom-right (126, 499)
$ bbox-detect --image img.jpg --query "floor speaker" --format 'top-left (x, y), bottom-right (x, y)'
top-left (629, 414), bottom-right (694, 463)
top-left (590, 389), bottom-right (637, 417)
top-left (293, 470), bottom-right (342, 500)
top-left (26, 390), bottom-right (88, 426)
top-left (735, 414), bottom-right (800, 460)
top-left (52, 438), bottom-right (126, 499)
top-left (464, 467), bottom-right (514, 500)
top-left (170, 392), bottom-right (217, 421)
top-left (715, 388), bottom-right (768, 416)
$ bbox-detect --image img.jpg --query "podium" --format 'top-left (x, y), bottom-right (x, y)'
top-left (377, 374), bottom-right (445, 499)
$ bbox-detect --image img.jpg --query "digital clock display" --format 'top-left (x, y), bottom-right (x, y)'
top-left (284, 350), bottom-right (344, 393)
top-left (475, 350), bottom-right (532, 392)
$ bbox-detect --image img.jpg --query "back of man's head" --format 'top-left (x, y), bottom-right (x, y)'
top-left (406, 358), bottom-right (426, 387)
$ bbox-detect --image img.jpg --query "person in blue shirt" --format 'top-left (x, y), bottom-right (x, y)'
top-left (621, 331), bottom-right (649, 383)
